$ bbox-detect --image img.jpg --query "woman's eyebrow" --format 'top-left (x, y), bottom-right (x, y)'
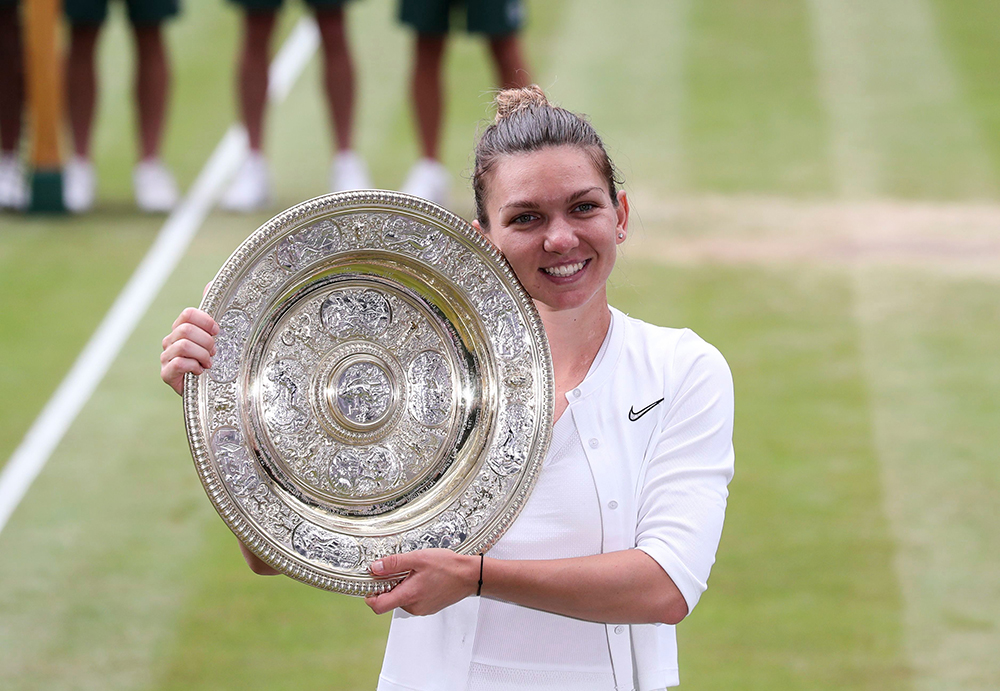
top-left (565, 187), bottom-right (603, 204)
top-left (498, 199), bottom-right (541, 214)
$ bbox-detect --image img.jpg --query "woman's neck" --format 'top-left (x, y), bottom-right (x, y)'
top-left (538, 299), bottom-right (612, 398)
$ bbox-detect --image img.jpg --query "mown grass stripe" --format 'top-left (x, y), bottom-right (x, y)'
top-left (540, 0), bottom-right (691, 194)
top-left (683, 0), bottom-right (831, 196)
top-left (853, 271), bottom-right (1000, 691)
top-left (809, 0), bottom-right (997, 200)
top-left (811, 1), bottom-right (1000, 685)
top-left (931, 0), bottom-right (1000, 183)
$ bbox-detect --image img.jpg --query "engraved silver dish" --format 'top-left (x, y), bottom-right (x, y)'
top-left (184, 191), bottom-right (554, 595)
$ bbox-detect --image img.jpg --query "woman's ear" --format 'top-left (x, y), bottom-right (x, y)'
top-left (473, 219), bottom-right (500, 252)
top-left (615, 191), bottom-right (630, 243)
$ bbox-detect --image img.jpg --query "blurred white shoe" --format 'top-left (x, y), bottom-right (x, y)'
top-left (0, 154), bottom-right (28, 210)
top-left (64, 156), bottom-right (96, 213)
top-left (401, 158), bottom-right (450, 207)
top-left (330, 150), bottom-right (371, 192)
top-left (133, 158), bottom-right (179, 213)
top-left (220, 152), bottom-right (270, 212)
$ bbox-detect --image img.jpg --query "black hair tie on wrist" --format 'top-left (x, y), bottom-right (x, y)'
top-left (477, 554), bottom-right (484, 597)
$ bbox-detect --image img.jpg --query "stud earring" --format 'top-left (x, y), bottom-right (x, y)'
top-left (617, 232), bottom-right (625, 240)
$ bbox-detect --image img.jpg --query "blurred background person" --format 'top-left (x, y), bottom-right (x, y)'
top-left (0, 0), bottom-right (27, 210)
top-left (398, 0), bottom-right (530, 207)
top-left (220, 0), bottom-right (368, 212)
top-left (64, 0), bottom-right (181, 213)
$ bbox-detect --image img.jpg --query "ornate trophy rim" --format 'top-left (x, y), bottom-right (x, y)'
top-left (183, 190), bottom-right (554, 595)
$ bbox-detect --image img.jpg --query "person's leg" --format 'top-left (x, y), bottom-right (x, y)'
top-left (132, 23), bottom-right (170, 160)
top-left (0, 2), bottom-right (26, 209)
top-left (399, 0), bottom-right (451, 204)
top-left (487, 33), bottom-right (529, 88)
top-left (315, 4), bottom-right (369, 191)
top-left (0, 3), bottom-right (24, 155)
top-left (314, 5), bottom-right (353, 153)
top-left (219, 8), bottom-right (275, 210)
top-left (411, 33), bottom-right (446, 161)
top-left (66, 23), bottom-right (101, 159)
top-left (238, 10), bottom-right (276, 152)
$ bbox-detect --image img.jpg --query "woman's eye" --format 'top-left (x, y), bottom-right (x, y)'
top-left (574, 202), bottom-right (596, 213)
top-left (510, 213), bottom-right (535, 225)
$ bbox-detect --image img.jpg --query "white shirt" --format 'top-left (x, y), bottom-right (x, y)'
top-left (377, 307), bottom-right (735, 691)
top-left (467, 320), bottom-right (615, 690)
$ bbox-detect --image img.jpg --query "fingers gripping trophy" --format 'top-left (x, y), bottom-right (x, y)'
top-left (160, 86), bottom-right (735, 691)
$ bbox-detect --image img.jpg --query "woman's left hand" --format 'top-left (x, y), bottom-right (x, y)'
top-left (365, 549), bottom-right (480, 616)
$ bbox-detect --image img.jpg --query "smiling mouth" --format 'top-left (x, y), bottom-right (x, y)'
top-left (542, 260), bottom-right (588, 278)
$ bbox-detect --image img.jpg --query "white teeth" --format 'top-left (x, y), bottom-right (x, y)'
top-left (543, 261), bottom-right (586, 277)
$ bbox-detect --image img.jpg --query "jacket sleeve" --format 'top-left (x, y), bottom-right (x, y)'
top-left (633, 328), bottom-right (735, 615)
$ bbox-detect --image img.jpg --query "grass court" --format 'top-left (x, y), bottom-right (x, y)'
top-left (1, 1), bottom-right (998, 689)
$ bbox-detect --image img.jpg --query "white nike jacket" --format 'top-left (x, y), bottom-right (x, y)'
top-left (377, 307), bottom-right (736, 691)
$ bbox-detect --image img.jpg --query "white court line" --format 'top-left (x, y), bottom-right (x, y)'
top-left (0, 17), bottom-right (321, 534)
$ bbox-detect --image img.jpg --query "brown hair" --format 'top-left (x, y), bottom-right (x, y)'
top-left (472, 85), bottom-right (622, 228)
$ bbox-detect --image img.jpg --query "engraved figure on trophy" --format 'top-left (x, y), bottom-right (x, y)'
top-left (279, 310), bottom-right (314, 348)
top-left (327, 445), bottom-right (401, 498)
top-left (407, 350), bottom-right (452, 427)
top-left (382, 215), bottom-right (449, 263)
top-left (478, 290), bottom-right (526, 360)
top-left (458, 472), bottom-right (508, 528)
top-left (274, 219), bottom-right (342, 272)
top-left (212, 426), bottom-right (259, 497)
top-left (402, 510), bottom-right (469, 552)
top-left (261, 358), bottom-right (310, 433)
top-left (489, 402), bottom-right (532, 476)
top-left (320, 288), bottom-right (392, 340)
top-left (336, 361), bottom-right (393, 425)
top-left (346, 213), bottom-right (383, 249)
top-left (209, 309), bottom-right (252, 383)
top-left (292, 522), bottom-right (362, 569)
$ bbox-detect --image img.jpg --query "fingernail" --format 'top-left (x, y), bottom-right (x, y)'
top-left (372, 560), bottom-right (384, 574)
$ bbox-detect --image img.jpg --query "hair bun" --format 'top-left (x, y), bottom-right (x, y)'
top-left (494, 85), bottom-right (550, 123)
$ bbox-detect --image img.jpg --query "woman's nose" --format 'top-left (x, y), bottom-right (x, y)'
top-left (542, 219), bottom-right (579, 254)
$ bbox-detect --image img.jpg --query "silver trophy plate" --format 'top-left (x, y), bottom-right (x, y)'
top-left (184, 191), bottom-right (554, 595)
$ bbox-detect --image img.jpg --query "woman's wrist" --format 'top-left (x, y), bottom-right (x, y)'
top-left (469, 553), bottom-right (485, 597)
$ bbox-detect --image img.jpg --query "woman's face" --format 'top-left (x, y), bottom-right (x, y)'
top-left (476, 145), bottom-right (628, 316)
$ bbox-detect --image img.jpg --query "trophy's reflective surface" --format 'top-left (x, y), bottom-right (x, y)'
top-left (184, 191), bottom-right (553, 595)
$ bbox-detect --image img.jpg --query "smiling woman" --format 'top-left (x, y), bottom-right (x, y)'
top-left (160, 86), bottom-right (735, 691)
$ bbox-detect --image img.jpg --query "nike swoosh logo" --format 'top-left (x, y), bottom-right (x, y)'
top-left (628, 398), bottom-right (664, 422)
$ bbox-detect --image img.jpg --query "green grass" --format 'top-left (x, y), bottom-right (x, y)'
top-left (3, 0), bottom-right (1000, 689)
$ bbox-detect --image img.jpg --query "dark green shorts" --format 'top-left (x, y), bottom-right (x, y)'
top-left (228, 0), bottom-right (351, 11)
top-left (65, 0), bottom-right (180, 26)
top-left (400, 0), bottom-right (524, 36)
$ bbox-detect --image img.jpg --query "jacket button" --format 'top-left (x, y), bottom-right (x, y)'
top-left (614, 625), bottom-right (625, 635)
top-left (608, 500), bottom-right (618, 510)
top-left (588, 438), bottom-right (599, 449)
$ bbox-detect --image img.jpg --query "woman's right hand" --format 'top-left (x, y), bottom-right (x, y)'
top-left (160, 307), bottom-right (219, 395)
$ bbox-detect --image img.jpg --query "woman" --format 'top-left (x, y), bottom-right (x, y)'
top-left (161, 86), bottom-right (735, 691)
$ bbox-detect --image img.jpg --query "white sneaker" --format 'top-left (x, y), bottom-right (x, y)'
top-left (330, 150), bottom-right (371, 192)
top-left (0, 154), bottom-right (28, 210)
top-left (220, 152), bottom-right (270, 212)
top-left (401, 158), bottom-right (450, 207)
top-left (64, 156), bottom-right (96, 213)
top-left (133, 158), bottom-right (179, 212)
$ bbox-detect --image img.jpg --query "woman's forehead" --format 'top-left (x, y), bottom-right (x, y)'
top-left (488, 146), bottom-right (606, 196)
